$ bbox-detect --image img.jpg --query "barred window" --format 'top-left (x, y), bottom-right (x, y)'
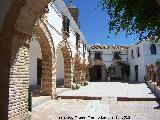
top-left (63, 16), bottom-right (70, 33)
top-left (113, 52), bottom-right (121, 59)
top-left (95, 52), bottom-right (102, 60)
top-left (150, 44), bottom-right (156, 55)
top-left (76, 32), bottom-right (80, 49)
top-left (137, 47), bottom-right (140, 57)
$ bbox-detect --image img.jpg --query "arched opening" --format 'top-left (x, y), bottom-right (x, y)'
top-left (90, 63), bottom-right (107, 82)
top-left (34, 22), bottom-right (55, 95)
top-left (0, 0), bottom-right (52, 119)
top-left (29, 36), bottom-right (42, 93)
top-left (56, 50), bottom-right (64, 87)
top-left (108, 64), bottom-right (122, 81)
top-left (56, 41), bottom-right (72, 88)
top-left (91, 65), bottom-right (102, 81)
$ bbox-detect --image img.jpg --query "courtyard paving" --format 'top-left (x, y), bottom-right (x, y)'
top-left (31, 82), bottom-right (160, 120)
top-left (57, 82), bottom-right (156, 98)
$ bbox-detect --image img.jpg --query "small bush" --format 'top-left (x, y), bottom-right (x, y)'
top-left (76, 84), bottom-right (81, 89)
top-left (81, 82), bottom-right (85, 86)
top-left (71, 83), bottom-right (76, 90)
top-left (71, 83), bottom-right (80, 90)
top-left (84, 81), bottom-right (88, 86)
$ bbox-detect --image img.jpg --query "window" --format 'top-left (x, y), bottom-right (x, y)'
top-left (95, 52), bottom-right (101, 60)
top-left (88, 50), bottom-right (91, 58)
top-left (150, 44), bottom-right (157, 55)
top-left (63, 16), bottom-right (70, 33)
top-left (110, 68), bottom-right (116, 74)
top-left (137, 47), bottom-right (140, 57)
top-left (83, 43), bottom-right (85, 57)
top-left (76, 32), bottom-right (80, 49)
top-left (44, 5), bottom-right (49, 13)
top-left (113, 52), bottom-right (121, 59)
top-left (131, 49), bottom-right (134, 59)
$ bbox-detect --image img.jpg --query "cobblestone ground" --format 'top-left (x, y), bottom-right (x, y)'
top-left (31, 82), bottom-right (160, 120)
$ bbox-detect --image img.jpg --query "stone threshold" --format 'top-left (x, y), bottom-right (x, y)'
top-left (56, 95), bottom-right (158, 101)
top-left (117, 97), bottom-right (158, 101)
top-left (56, 96), bottom-right (102, 100)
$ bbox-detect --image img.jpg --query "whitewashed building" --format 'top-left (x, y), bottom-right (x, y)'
top-left (90, 39), bottom-right (160, 82)
top-left (128, 39), bottom-right (160, 82)
top-left (89, 45), bottom-right (128, 81)
top-left (29, 0), bottom-right (90, 89)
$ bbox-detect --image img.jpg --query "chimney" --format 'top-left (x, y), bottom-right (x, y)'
top-left (67, 0), bottom-right (79, 26)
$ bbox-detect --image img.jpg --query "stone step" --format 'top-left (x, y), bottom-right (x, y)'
top-left (117, 97), bottom-right (158, 101)
top-left (56, 96), bottom-right (102, 100)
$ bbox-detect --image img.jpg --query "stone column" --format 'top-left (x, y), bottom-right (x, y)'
top-left (148, 65), bottom-right (152, 81)
top-left (64, 58), bottom-right (72, 87)
top-left (8, 29), bottom-right (30, 120)
top-left (156, 64), bottom-right (160, 87)
top-left (0, 0), bottom-right (25, 119)
top-left (75, 65), bottom-right (82, 83)
top-left (151, 64), bottom-right (156, 83)
top-left (81, 64), bottom-right (87, 82)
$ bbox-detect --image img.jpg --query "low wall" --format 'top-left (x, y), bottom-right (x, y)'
top-left (146, 81), bottom-right (160, 99)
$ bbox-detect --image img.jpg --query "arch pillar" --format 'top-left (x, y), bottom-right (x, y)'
top-left (81, 60), bottom-right (87, 82)
top-left (74, 53), bottom-right (82, 83)
top-left (0, 0), bottom-right (52, 119)
top-left (8, 29), bottom-right (31, 120)
top-left (0, 1), bottom-right (25, 119)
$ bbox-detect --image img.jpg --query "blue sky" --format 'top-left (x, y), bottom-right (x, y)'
top-left (64, 0), bottom-right (139, 45)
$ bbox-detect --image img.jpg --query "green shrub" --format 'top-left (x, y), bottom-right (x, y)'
top-left (76, 84), bottom-right (81, 89)
top-left (84, 81), bottom-right (88, 86)
top-left (71, 83), bottom-right (80, 90)
top-left (71, 83), bottom-right (76, 90)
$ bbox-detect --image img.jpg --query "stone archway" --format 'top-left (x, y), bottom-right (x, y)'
top-left (90, 61), bottom-right (107, 82)
top-left (56, 40), bottom-right (72, 88)
top-left (0, 0), bottom-right (52, 119)
top-left (34, 20), bottom-right (56, 95)
top-left (73, 52), bottom-right (82, 83)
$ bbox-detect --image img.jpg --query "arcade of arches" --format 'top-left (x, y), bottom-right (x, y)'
top-left (0, 1), bottom-right (88, 120)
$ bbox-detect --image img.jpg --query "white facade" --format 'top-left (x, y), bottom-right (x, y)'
top-left (29, 37), bottom-right (42, 87)
top-left (28, 0), bottom-right (160, 84)
top-left (29, 0), bottom-right (89, 87)
top-left (90, 46), bottom-right (128, 67)
top-left (90, 40), bottom-right (160, 82)
top-left (128, 40), bottom-right (160, 82)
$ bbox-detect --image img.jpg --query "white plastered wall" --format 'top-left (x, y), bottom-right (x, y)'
top-left (56, 50), bottom-right (64, 83)
top-left (29, 37), bottom-right (42, 87)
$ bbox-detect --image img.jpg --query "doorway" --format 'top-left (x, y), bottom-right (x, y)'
top-left (93, 65), bottom-right (102, 81)
top-left (37, 58), bottom-right (42, 86)
top-left (135, 65), bottom-right (138, 82)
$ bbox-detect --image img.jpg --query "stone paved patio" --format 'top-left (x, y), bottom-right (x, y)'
top-left (31, 82), bottom-right (160, 120)
top-left (58, 82), bottom-right (156, 98)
